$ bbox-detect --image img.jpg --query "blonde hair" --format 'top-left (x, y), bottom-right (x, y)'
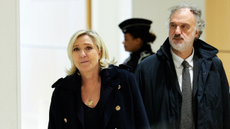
top-left (66, 30), bottom-right (116, 75)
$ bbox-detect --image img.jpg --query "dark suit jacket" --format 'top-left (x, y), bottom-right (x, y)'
top-left (48, 64), bottom-right (150, 129)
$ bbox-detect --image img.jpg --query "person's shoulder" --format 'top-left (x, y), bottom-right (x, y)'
top-left (139, 53), bottom-right (158, 67)
top-left (210, 56), bottom-right (224, 71)
top-left (52, 78), bottom-right (64, 88)
top-left (211, 56), bottom-right (222, 63)
top-left (117, 64), bottom-right (133, 72)
top-left (51, 75), bottom-right (73, 88)
top-left (108, 64), bottom-right (133, 75)
top-left (142, 53), bottom-right (157, 62)
top-left (107, 64), bottom-right (132, 72)
top-left (113, 64), bottom-right (135, 80)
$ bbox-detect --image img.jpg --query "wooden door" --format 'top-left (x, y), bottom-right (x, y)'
top-left (205, 1), bottom-right (230, 82)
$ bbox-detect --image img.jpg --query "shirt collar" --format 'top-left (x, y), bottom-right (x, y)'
top-left (171, 47), bottom-right (194, 68)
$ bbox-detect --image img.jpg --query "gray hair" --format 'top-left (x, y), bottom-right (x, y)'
top-left (167, 2), bottom-right (205, 39)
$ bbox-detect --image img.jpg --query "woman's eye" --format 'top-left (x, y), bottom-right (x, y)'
top-left (73, 48), bottom-right (79, 51)
top-left (86, 46), bottom-right (92, 50)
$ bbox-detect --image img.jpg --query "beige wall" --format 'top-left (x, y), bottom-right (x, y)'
top-left (205, 1), bottom-right (230, 82)
top-left (0, 0), bottom-right (20, 128)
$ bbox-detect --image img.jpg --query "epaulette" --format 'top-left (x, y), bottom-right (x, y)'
top-left (51, 78), bottom-right (64, 88)
top-left (118, 64), bottom-right (133, 72)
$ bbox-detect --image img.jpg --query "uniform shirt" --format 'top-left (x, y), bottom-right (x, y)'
top-left (171, 47), bottom-right (194, 92)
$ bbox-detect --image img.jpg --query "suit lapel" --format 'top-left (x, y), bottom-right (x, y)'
top-left (192, 52), bottom-right (199, 127)
top-left (101, 79), bottom-right (120, 128)
top-left (98, 67), bottom-right (120, 129)
top-left (166, 59), bottom-right (181, 95)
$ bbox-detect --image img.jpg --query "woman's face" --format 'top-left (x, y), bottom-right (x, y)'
top-left (72, 35), bottom-right (101, 74)
top-left (122, 33), bottom-right (142, 52)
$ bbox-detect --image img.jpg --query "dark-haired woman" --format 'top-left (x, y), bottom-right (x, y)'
top-left (119, 18), bottom-right (156, 73)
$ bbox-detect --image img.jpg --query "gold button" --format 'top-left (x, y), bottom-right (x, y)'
top-left (64, 118), bottom-right (67, 123)
top-left (118, 85), bottom-right (121, 90)
top-left (115, 105), bottom-right (121, 111)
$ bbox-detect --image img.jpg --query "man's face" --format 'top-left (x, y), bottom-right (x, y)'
top-left (169, 8), bottom-right (199, 55)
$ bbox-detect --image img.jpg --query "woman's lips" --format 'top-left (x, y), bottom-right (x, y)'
top-left (81, 60), bottom-right (89, 63)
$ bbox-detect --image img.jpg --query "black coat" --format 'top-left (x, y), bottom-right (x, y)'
top-left (135, 38), bottom-right (230, 129)
top-left (48, 64), bottom-right (150, 129)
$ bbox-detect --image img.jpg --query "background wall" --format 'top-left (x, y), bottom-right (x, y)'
top-left (20, 0), bottom-right (86, 128)
top-left (91, 0), bottom-right (132, 64)
top-left (0, 0), bottom-right (20, 128)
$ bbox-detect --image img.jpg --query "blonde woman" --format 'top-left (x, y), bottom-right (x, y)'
top-left (48, 30), bottom-right (150, 129)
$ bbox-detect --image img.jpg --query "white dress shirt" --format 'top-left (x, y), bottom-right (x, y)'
top-left (171, 48), bottom-right (194, 92)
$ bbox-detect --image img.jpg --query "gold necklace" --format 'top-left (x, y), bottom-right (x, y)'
top-left (83, 78), bottom-right (100, 107)
top-left (87, 84), bottom-right (98, 106)
top-left (88, 99), bottom-right (93, 106)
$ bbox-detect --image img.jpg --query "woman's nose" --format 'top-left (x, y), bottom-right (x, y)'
top-left (80, 50), bottom-right (86, 57)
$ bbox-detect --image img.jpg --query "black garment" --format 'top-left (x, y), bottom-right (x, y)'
top-left (83, 103), bottom-right (100, 129)
top-left (48, 64), bottom-right (150, 129)
top-left (124, 44), bottom-right (154, 73)
top-left (135, 38), bottom-right (230, 129)
top-left (83, 82), bottom-right (107, 129)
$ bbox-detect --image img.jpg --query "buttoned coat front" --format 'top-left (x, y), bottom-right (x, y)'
top-left (135, 38), bottom-right (230, 129)
top-left (48, 65), bottom-right (150, 129)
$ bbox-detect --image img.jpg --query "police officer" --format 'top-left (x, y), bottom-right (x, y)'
top-left (119, 18), bottom-right (156, 73)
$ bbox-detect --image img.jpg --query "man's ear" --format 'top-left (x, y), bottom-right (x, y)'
top-left (195, 30), bottom-right (199, 38)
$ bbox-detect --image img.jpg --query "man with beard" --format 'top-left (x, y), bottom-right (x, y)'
top-left (135, 2), bottom-right (230, 129)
